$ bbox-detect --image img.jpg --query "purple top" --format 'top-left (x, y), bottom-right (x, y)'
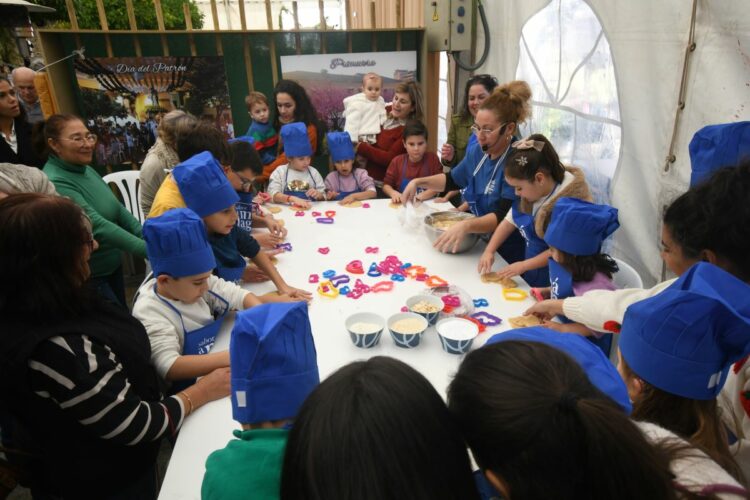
top-left (573, 271), bottom-right (617, 297)
top-left (324, 168), bottom-right (376, 194)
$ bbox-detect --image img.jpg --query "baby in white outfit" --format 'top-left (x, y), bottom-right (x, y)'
top-left (343, 72), bottom-right (387, 144)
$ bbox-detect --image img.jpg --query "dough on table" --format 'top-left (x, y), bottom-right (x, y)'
top-left (388, 202), bottom-right (402, 209)
top-left (341, 200), bottom-right (363, 208)
top-left (480, 272), bottom-right (518, 289)
top-left (266, 205), bottom-right (282, 214)
top-left (508, 315), bottom-right (542, 329)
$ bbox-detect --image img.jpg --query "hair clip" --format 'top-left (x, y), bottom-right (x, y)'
top-left (515, 156), bottom-right (528, 166)
top-left (511, 137), bottom-right (545, 151)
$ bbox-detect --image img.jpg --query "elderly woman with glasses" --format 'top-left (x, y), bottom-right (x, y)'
top-left (402, 80), bottom-right (532, 260)
top-left (38, 114), bottom-right (146, 306)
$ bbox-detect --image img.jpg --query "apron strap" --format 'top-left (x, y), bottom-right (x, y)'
top-left (153, 283), bottom-right (189, 334)
top-left (206, 290), bottom-right (230, 319)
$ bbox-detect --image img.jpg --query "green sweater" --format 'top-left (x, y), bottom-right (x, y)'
top-left (44, 155), bottom-right (146, 278)
top-left (202, 428), bottom-right (288, 500)
top-left (445, 114), bottom-right (475, 169)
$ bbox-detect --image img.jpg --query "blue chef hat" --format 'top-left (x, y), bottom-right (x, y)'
top-left (486, 327), bottom-right (632, 413)
top-left (230, 302), bottom-right (320, 424)
top-left (173, 151), bottom-right (239, 217)
top-left (689, 122), bottom-right (750, 187)
top-left (228, 135), bottom-right (256, 146)
top-left (327, 131), bottom-right (355, 162)
top-left (544, 197), bottom-right (620, 256)
top-left (143, 208), bottom-right (216, 278)
top-left (280, 122), bottom-right (313, 158)
top-left (619, 262), bottom-right (750, 400)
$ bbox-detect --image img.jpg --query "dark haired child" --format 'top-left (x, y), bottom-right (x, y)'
top-left (244, 91), bottom-right (278, 165)
top-left (202, 302), bottom-right (319, 500)
top-left (134, 208), bottom-right (265, 390)
top-left (538, 198), bottom-right (620, 353)
top-left (618, 262), bottom-right (750, 483)
top-left (478, 134), bottom-right (591, 287)
top-left (173, 151), bottom-right (311, 302)
top-left (268, 122), bottom-right (325, 208)
top-left (323, 131), bottom-right (376, 205)
top-left (382, 120), bottom-right (442, 204)
top-left (449, 328), bottom-right (747, 500)
top-left (280, 357), bottom-right (479, 499)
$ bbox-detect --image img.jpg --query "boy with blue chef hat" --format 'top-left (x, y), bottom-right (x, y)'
top-left (267, 123), bottom-right (326, 208)
top-left (174, 151), bottom-right (311, 301)
top-left (134, 208), bottom-right (266, 390)
top-left (201, 302), bottom-right (319, 500)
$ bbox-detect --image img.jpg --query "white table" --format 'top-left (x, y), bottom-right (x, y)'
top-left (158, 198), bottom-right (536, 499)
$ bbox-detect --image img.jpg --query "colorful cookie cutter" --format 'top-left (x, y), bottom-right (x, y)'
top-left (316, 217), bottom-right (334, 224)
top-left (365, 246), bottom-right (379, 254)
top-left (404, 265), bottom-right (427, 279)
top-left (401, 262), bottom-right (412, 269)
top-left (530, 288), bottom-right (545, 302)
top-left (441, 295), bottom-right (461, 307)
top-left (339, 285), bottom-right (351, 295)
top-left (371, 281), bottom-right (394, 293)
top-left (276, 242), bottom-right (292, 252)
top-left (330, 274), bottom-right (350, 288)
top-left (322, 269), bottom-right (336, 279)
top-left (462, 315), bottom-right (487, 333)
top-left (345, 260), bottom-right (364, 274)
top-left (367, 263), bottom-right (382, 277)
top-left (472, 298), bottom-right (489, 308)
top-left (317, 281), bottom-right (339, 298)
top-left (425, 275), bottom-right (448, 288)
top-left (311, 211), bottom-right (322, 217)
top-left (400, 306), bottom-right (409, 312)
top-left (471, 311), bottom-right (502, 327)
top-left (415, 273), bottom-right (428, 282)
top-left (503, 288), bottom-right (529, 301)
top-left (325, 210), bottom-right (336, 218)
top-left (308, 274), bottom-right (319, 283)
top-left (353, 279), bottom-right (371, 294)
top-left (347, 288), bottom-right (363, 299)
top-left (317, 247), bottom-right (330, 255)
top-left (362, 203), bottom-right (370, 208)
top-left (390, 274), bottom-right (406, 282)
top-left (295, 211), bottom-right (305, 217)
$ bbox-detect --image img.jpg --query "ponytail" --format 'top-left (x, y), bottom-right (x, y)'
top-left (505, 133), bottom-right (566, 183)
top-left (448, 341), bottom-right (679, 500)
top-left (480, 80), bottom-right (532, 125)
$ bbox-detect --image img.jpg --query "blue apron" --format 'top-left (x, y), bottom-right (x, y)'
top-left (284, 167), bottom-right (316, 200)
top-left (512, 201), bottom-right (550, 287)
top-left (333, 171), bottom-right (362, 200)
top-left (549, 258), bottom-right (612, 356)
top-left (463, 146), bottom-right (510, 217)
top-left (235, 194), bottom-right (254, 235)
top-left (399, 156), bottom-right (428, 193)
top-left (154, 285), bottom-right (229, 392)
top-left (216, 260), bottom-right (245, 283)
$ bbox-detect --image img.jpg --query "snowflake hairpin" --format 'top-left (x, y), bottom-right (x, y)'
top-left (516, 156), bottom-right (528, 166)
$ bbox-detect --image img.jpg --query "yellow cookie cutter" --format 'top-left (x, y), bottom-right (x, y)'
top-left (317, 280), bottom-right (339, 298)
top-left (502, 288), bottom-right (528, 301)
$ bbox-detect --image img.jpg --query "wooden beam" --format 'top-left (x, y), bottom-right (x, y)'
top-left (238, 0), bottom-right (247, 30)
top-left (318, 0), bottom-right (325, 29)
top-left (154, 0), bottom-right (169, 54)
top-left (344, 0), bottom-right (352, 29)
top-left (126, 0), bottom-right (138, 30)
top-left (210, 0), bottom-right (220, 30)
top-left (265, 0), bottom-right (273, 29)
top-left (243, 36), bottom-right (253, 91)
top-left (269, 35), bottom-right (279, 86)
top-left (64, 0), bottom-right (79, 30)
top-left (425, 51), bottom-right (440, 152)
top-left (95, 0), bottom-right (108, 30)
top-left (183, 2), bottom-right (197, 56)
top-left (293, 1), bottom-right (301, 55)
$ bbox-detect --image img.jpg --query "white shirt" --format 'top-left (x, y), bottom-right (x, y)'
top-left (2, 121), bottom-right (17, 154)
top-left (132, 275), bottom-right (248, 379)
top-left (343, 93), bottom-right (387, 138)
top-left (267, 164), bottom-right (325, 197)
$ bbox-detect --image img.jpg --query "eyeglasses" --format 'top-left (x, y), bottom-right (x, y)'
top-left (63, 133), bottom-right (98, 146)
top-left (471, 122), bottom-right (508, 137)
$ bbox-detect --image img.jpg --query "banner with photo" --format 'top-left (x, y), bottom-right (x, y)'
top-left (74, 56), bottom-right (234, 168)
top-left (280, 51), bottom-right (417, 131)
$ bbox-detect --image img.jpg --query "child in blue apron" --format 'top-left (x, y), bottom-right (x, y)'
top-left (382, 120), bottom-right (442, 204)
top-left (134, 208), bottom-right (264, 391)
top-left (618, 262), bottom-right (750, 483)
top-left (324, 131), bottom-right (377, 205)
top-left (202, 302), bottom-right (320, 500)
top-left (478, 135), bottom-right (591, 287)
top-left (174, 151), bottom-right (312, 301)
top-left (268, 122), bottom-right (326, 208)
top-left (540, 197), bottom-right (620, 355)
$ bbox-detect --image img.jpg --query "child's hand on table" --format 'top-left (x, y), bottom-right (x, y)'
top-left (265, 218), bottom-right (287, 238)
top-left (253, 231), bottom-right (282, 249)
top-left (477, 250), bottom-right (495, 274)
top-left (339, 194), bottom-right (358, 206)
top-left (289, 196), bottom-right (311, 209)
top-left (305, 188), bottom-right (323, 201)
top-left (390, 192), bottom-right (403, 204)
top-left (497, 261), bottom-right (527, 279)
top-left (524, 299), bottom-right (564, 321)
top-left (278, 285), bottom-right (313, 303)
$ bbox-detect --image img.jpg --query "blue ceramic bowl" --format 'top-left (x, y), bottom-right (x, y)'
top-left (387, 312), bottom-right (428, 349)
top-left (436, 317), bottom-right (479, 354)
top-left (345, 312), bottom-right (385, 349)
top-left (406, 294), bottom-right (444, 325)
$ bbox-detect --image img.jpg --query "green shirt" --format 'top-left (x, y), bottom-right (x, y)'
top-left (44, 155), bottom-right (146, 278)
top-left (202, 428), bottom-right (288, 500)
top-left (445, 114), bottom-right (475, 169)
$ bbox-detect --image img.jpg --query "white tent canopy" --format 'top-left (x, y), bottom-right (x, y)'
top-left (477, 0), bottom-right (750, 286)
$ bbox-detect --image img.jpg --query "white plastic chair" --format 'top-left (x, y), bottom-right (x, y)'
top-left (102, 170), bottom-right (144, 224)
top-left (608, 258), bottom-right (644, 363)
top-left (613, 258), bottom-right (644, 289)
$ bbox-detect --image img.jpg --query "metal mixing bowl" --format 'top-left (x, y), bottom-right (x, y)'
top-left (423, 211), bottom-right (479, 253)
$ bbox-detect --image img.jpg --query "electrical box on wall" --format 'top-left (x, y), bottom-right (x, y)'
top-left (423, 0), bottom-right (474, 52)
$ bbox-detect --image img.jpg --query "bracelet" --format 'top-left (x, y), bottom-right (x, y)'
top-left (179, 391), bottom-right (194, 416)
